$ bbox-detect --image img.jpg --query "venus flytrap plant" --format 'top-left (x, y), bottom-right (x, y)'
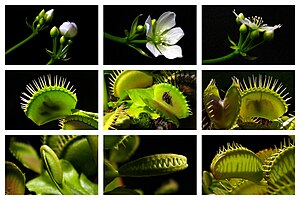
top-left (203, 74), bottom-right (294, 130)
top-left (6, 136), bottom-right (98, 195)
top-left (104, 70), bottom-right (195, 130)
top-left (20, 74), bottom-right (98, 130)
top-left (104, 135), bottom-right (189, 195)
top-left (203, 137), bottom-right (295, 195)
top-left (203, 9), bottom-right (282, 64)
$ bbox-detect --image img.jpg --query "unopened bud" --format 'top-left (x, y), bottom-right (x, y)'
top-left (239, 24), bottom-right (247, 34)
top-left (136, 25), bottom-right (144, 32)
top-left (60, 36), bottom-right (66, 44)
top-left (236, 13), bottom-right (244, 25)
top-left (263, 30), bottom-right (274, 42)
top-left (250, 30), bottom-right (260, 40)
top-left (39, 18), bottom-right (44, 25)
top-left (50, 26), bottom-right (59, 37)
top-left (38, 9), bottom-right (45, 18)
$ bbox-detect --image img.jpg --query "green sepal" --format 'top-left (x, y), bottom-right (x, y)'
top-left (128, 44), bottom-right (152, 58)
top-left (228, 35), bottom-right (237, 46)
top-left (128, 14), bottom-right (143, 40)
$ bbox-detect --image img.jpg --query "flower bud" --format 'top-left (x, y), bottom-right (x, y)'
top-left (38, 18), bottom-right (44, 25)
top-left (59, 21), bottom-right (78, 38)
top-left (236, 13), bottom-right (244, 25)
top-left (60, 36), bottom-right (66, 44)
top-left (44, 9), bottom-right (54, 23)
top-left (68, 40), bottom-right (73, 45)
top-left (263, 30), bottom-right (274, 42)
top-left (38, 9), bottom-right (45, 18)
top-left (136, 25), bottom-right (144, 32)
top-left (151, 19), bottom-right (156, 26)
top-left (250, 30), bottom-right (260, 40)
top-left (50, 26), bottom-right (59, 37)
top-left (239, 24), bottom-right (247, 34)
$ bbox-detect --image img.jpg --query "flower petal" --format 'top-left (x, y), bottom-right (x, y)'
top-left (146, 42), bottom-right (162, 57)
top-left (157, 44), bottom-right (182, 59)
top-left (258, 24), bottom-right (282, 32)
top-left (156, 11), bottom-right (176, 34)
top-left (145, 15), bottom-right (153, 37)
top-left (232, 10), bottom-right (258, 30)
top-left (162, 27), bottom-right (184, 45)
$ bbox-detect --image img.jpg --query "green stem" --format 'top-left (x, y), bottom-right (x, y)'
top-left (238, 32), bottom-right (244, 47)
top-left (47, 58), bottom-right (56, 65)
top-left (52, 37), bottom-right (57, 55)
top-left (5, 32), bottom-right (37, 55)
top-left (104, 32), bottom-right (147, 44)
top-left (245, 41), bottom-right (265, 52)
top-left (241, 32), bottom-right (251, 50)
top-left (203, 50), bottom-right (240, 64)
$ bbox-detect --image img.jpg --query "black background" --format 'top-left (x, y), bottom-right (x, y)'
top-left (202, 70), bottom-right (295, 116)
top-left (5, 5), bottom-right (98, 65)
top-left (106, 135), bottom-right (197, 195)
top-left (202, 5), bottom-right (295, 65)
top-left (5, 70), bottom-right (98, 130)
top-left (104, 5), bottom-right (197, 65)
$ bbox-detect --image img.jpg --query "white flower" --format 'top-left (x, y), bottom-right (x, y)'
top-left (145, 11), bottom-right (184, 59)
top-left (59, 21), bottom-right (78, 38)
top-left (233, 9), bottom-right (282, 32)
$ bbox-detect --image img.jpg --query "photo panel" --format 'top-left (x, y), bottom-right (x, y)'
top-left (202, 70), bottom-right (295, 130)
top-left (104, 70), bottom-right (196, 130)
top-left (104, 135), bottom-right (197, 195)
top-left (5, 70), bottom-right (98, 130)
top-left (5, 5), bottom-right (98, 65)
top-left (202, 134), bottom-right (295, 195)
top-left (5, 135), bottom-right (98, 195)
top-left (202, 5), bottom-right (295, 65)
top-left (103, 5), bottom-right (197, 65)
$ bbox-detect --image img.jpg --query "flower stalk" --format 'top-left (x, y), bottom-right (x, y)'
top-left (203, 9), bottom-right (282, 64)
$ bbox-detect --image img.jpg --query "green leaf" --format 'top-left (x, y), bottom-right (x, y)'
top-left (27, 159), bottom-right (97, 195)
top-left (228, 35), bottom-right (237, 46)
top-left (128, 44), bottom-right (152, 58)
top-left (79, 173), bottom-right (98, 195)
top-left (26, 170), bottom-right (61, 195)
top-left (127, 87), bottom-right (154, 106)
top-left (5, 161), bottom-right (26, 195)
top-left (118, 154), bottom-right (188, 177)
top-left (125, 103), bottom-right (160, 119)
top-left (104, 159), bottom-right (119, 187)
top-left (9, 138), bottom-right (42, 174)
top-left (105, 187), bottom-right (141, 195)
top-left (109, 135), bottom-right (140, 163)
top-left (129, 14), bottom-right (143, 39)
top-left (104, 135), bottom-right (129, 150)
